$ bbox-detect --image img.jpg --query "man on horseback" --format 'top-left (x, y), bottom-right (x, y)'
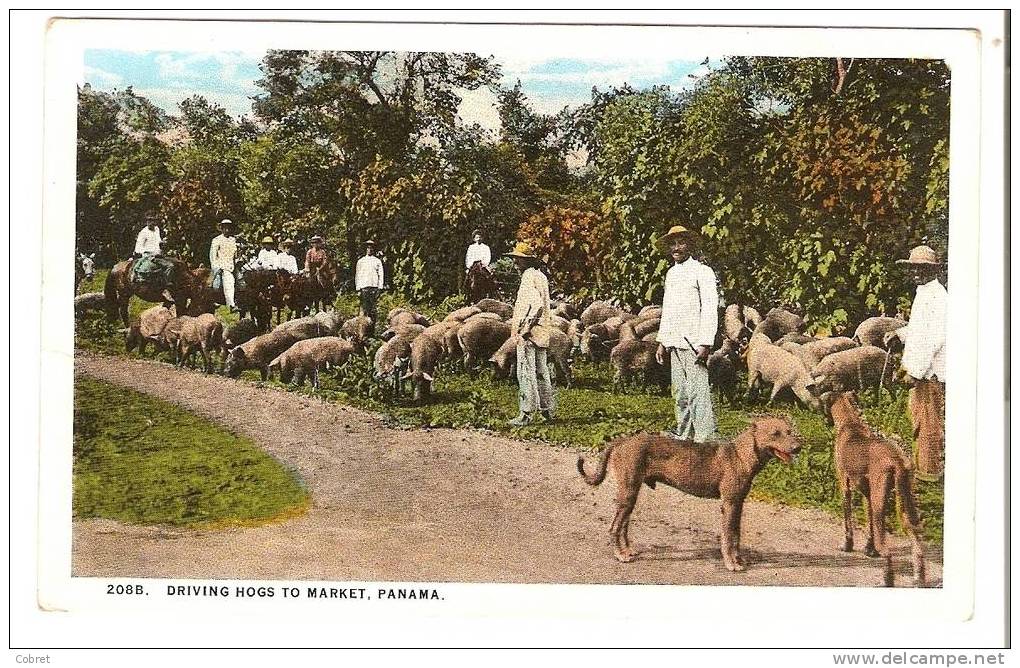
top-left (277, 239), bottom-right (299, 274)
top-left (304, 235), bottom-right (328, 276)
top-left (355, 239), bottom-right (384, 325)
top-left (134, 212), bottom-right (164, 257)
top-left (210, 219), bottom-right (240, 312)
top-left (255, 236), bottom-right (280, 270)
top-left (465, 228), bottom-right (491, 272)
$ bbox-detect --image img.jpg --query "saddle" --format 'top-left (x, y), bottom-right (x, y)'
top-left (130, 255), bottom-right (177, 288)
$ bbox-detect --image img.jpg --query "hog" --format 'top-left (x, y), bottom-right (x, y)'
top-left (745, 332), bottom-right (819, 408)
top-left (274, 315), bottom-right (324, 340)
top-left (754, 307), bottom-right (805, 340)
top-left (224, 329), bottom-right (302, 380)
top-left (444, 306), bottom-right (482, 322)
top-left (313, 310), bottom-right (345, 336)
top-left (389, 309), bottom-right (431, 329)
top-left (786, 336), bottom-right (859, 371)
top-left (220, 318), bottom-right (261, 362)
top-left (636, 305), bottom-right (663, 321)
top-left (474, 298), bottom-right (514, 320)
top-left (722, 304), bottom-right (762, 342)
top-left (175, 313), bottom-right (224, 373)
top-left (464, 311), bottom-right (502, 323)
top-left (124, 305), bottom-right (174, 355)
top-left (488, 330), bottom-right (574, 387)
top-left (74, 292), bottom-right (107, 317)
top-left (811, 345), bottom-right (895, 394)
top-left (608, 339), bottom-right (669, 391)
top-left (403, 331), bottom-right (444, 402)
top-left (340, 315), bottom-right (374, 348)
top-left (552, 301), bottom-right (578, 320)
top-left (382, 322), bottom-right (426, 342)
top-left (618, 317), bottom-right (660, 342)
top-left (457, 317), bottom-right (511, 373)
top-left (374, 333), bottom-right (415, 397)
top-left (707, 338), bottom-right (741, 402)
top-left (853, 316), bottom-right (908, 349)
top-left (268, 336), bottom-right (355, 389)
top-left (580, 300), bottom-right (627, 327)
top-left (580, 319), bottom-right (627, 361)
top-left (776, 332), bottom-right (817, 346)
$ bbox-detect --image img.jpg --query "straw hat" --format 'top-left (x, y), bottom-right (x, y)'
top-left (310, 235), bottom-right (325, 244)
top-left (895, 245), bottom-right (942, 266)
top-left (655, 224), bottom-right (697, 251)
top-left (505, 241), bottom-right (537, 259)
top-left (218, 218), bottom-right (236, 230)
top-left (471, 228), bottom-right (482, 237)
top-left (364, 239), bottom-right (376, 246)
top-left (261, 236), bottom-right (275, 244)
top-left (282, 238), bottom-right (294, 246)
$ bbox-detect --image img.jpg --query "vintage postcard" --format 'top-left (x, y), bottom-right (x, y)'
top-left (28, 12), bottom-right (1003, 648)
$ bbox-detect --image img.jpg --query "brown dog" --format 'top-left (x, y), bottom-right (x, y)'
top-left (577, 416), bottom-right (802, 572)
top-left (824, 391), bottom-right (926, 586)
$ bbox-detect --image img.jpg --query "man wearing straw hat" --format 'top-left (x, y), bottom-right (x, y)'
top-left (465, 228), bottom-right (491, 271)
top-left (277, 238), bottom-right (299, 274)
top-left (506, 241), bottom-right (556, 426)
top-left (654, 224), bottom-right (719, 442)
top-left (255, 235), bottom-right (279, 270)
top-left (210, 218), bottom-right (240, 312)
top-left (891, 244), bottom-right (947, 479)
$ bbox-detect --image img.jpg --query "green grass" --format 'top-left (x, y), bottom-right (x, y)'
top-left (74, 273), bottom-right (943, 545)
top-left (73, 376), bottom-right (309, 527)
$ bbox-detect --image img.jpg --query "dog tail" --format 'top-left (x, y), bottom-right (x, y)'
top-left (577, 444), bottom-right (613, 486)
top-left (895, 465), bottom-right (927, 586)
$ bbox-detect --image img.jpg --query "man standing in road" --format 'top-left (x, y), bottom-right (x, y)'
top-left (134, 212), bottom-right (164, 257)
top-left (506, 241), bottom-right (556, 427)
top-left (355, 239), bottom-right (385, 325)
top-left (655, 224), bottom-right (719, 442)
top-left (892, 244), bottom-right (947, 480)
top-left (210, 219), bottom-right (240, 312)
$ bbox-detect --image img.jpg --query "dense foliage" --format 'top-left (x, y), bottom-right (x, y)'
top-left (77, 54), bottom-right (949, 328)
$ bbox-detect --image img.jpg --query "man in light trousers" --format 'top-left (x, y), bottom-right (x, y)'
top-left (654, 225), bottom-right (719, 442)
top-left (210, 218), bottom-right (240, 311)
top-left (890, 244), bottom-right (947, 480)
top-left (506, 241), bottom-right (555, 426)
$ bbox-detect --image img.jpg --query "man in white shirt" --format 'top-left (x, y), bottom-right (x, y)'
top-left (355, 240), bottom-right (385, 325)
top-left (654, 225), bottom-right (719, 442)
top-left (277, 239), bottom-right (299, 274)
top-left (465, 229), bottom-right (491, 271)
top-left (134, 213), bottom-right (164, 256)
top-left (210, 219), bottom-right (240, 311)
top-left (893, 245), bottom-right (947, 479)
top-left (507, 241), bottom-right (555, 426)
top-left (256, 236), bottom-right (279, 270)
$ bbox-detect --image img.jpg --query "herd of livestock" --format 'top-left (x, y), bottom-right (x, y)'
top-left (75, 286), bottom-right (910, 409)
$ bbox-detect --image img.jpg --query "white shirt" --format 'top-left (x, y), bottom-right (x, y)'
top-left (901, 279), bottom-right (947, 381)
top-left (210, 234), bottom-right (238, 272)
top-left (511, 267), bottom-right (552, 336)
top-left (355, 254), bottom-right (384, 290)
top-left (135, 226), bottom-right (162, 255)
top-left (465, 242), bottom-right (492, 269)
top-left (277, 252), bottom-right (298, 274)
top-left (257, 248), bottom-right (279, 269)
top-left (656, 257), bottom-right (719, 349)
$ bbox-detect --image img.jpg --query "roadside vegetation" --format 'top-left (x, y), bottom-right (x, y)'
top-left (73, 375), bottom-right (309, 528)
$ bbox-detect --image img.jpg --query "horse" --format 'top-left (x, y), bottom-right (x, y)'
top-left (283, 259), bottom-right (341, 317)
top-left (241, 269), bottom-right (289, 324)
top-left (104, 257), bottom-right (206, 326)
top-left (465, 261), bottom-right (496, 303)
top-left (188, 266), bottom-right (274, 332)
top-left (75, 253), bottom-right (95, 293)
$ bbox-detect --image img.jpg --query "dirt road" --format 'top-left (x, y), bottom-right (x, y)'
top-left (73, 353), bottom-right (941, 587)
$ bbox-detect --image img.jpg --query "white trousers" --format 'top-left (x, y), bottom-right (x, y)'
top-left (221, 269), bottom-right (236, 308)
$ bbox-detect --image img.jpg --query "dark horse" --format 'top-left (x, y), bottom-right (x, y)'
top-left (284, 258), bottom-right (341, 318)
top-left (465, 261), bottom-right (496, 303)
top-left (104, 257), bottom-right (207, 326)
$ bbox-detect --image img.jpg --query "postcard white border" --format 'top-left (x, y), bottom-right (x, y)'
top-left (11, 9), bottom-right (1007, 651)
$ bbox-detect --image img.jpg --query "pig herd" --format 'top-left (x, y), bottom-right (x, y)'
top-left (105, 294), bottom-right (908, 409)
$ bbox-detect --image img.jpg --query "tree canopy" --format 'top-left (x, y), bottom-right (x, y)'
top-left (77, 53), bottom-right (949, 328)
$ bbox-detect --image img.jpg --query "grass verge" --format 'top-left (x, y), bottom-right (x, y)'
top-left (73, 375), bottom-right (309, 528)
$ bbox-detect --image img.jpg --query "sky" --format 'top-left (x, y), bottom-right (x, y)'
top-left (82, 49), bottom-right (714, 131)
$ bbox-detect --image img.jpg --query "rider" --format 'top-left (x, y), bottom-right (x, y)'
top-left (210, 219), bottom-right (240, 312)
top-left (277, 239), bottom-right (299, 274)
top-left (355, 239), bottom-right (385, 325)
top-left (304, 235), bottom-right (329, 277)
top-left (255, 236), bottom-right (279, 270)
top-left (134, 212), bottom-right (164, 257)
top-left (465, 228), bottom-right (491, 272)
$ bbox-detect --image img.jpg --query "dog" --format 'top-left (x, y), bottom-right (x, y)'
top-left (822, 391), bottom-right (926, 587)
top-left (577, 416), bottom-right (802, 572)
